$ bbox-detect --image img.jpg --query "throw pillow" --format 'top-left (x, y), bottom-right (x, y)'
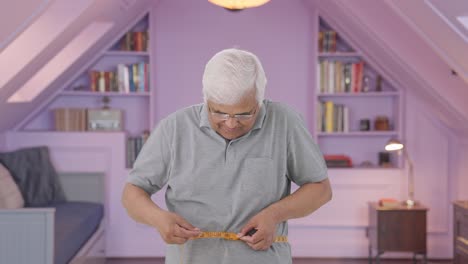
top-left (0, 163), bottom-right (25, 209)
top-left (0, 146), bottom-right (67, 207)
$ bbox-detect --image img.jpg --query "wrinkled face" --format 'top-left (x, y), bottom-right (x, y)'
top-left (207, 93), bottom-right (259, 140)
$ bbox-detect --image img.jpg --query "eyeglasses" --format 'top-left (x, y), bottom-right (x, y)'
top-left (208, 105), bottom-right (258, 121)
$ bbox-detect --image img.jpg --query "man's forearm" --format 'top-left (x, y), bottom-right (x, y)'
top-left (266, 179), bottom-right (332, 224)
top-left (121, 183), bottom-right (163, 227)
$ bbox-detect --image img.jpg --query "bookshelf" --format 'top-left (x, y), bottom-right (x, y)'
top-left (20, 12), bottom-right (152, 169)
top-left (314, 17), bottom-right (402, 169)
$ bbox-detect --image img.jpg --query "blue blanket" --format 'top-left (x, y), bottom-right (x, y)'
top-left (51, 201), bottom-right (104, 264)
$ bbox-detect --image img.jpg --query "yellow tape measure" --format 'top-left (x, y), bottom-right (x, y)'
top-left (191, 231), bottom-right (288, 243)
top-left (180, 231), bottom-right (288, 264)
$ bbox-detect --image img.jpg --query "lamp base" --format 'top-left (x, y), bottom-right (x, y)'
top-left (405, 199), bottom-right (416, 207)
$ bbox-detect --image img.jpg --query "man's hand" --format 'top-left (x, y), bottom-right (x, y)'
top-left (154, 210), bottom-right (201, 244)
top-left (237, 209), bottom-right (278, 251)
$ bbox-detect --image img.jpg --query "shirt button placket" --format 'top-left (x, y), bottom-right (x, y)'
top-left (225, 141), bottom-right (234, 163)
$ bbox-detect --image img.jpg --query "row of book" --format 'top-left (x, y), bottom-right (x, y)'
top-left (118, 31), bottom-right (149, 52)
top-left (318, 30), bottom-right (337, 53)
top-left (317, 60), bottom-right (365, 94)
top-left (89, 62), bottom-right (150, 93)
top-left (53, 108), bottom-right (88, 131)
top-left (126, 131), bottom-right (150, 168)
top-left (317, 101), bottom-right (349, 133)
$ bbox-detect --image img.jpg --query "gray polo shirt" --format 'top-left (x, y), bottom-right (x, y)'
top-left (127, 100), bottom-right (327, 264)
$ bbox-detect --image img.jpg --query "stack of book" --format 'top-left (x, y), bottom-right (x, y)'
top-left (324, 154), bottom-right (352, 168)
top-left (126, 131), bottom-right (150, 168)
top-left (378, 198), bottom-right (401, 208)
top-left (118, 31), bottom-right (149, 52)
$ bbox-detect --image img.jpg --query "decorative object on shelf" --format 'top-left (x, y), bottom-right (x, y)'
top-left (362, 75), bottom-right (370, 92)
top-left (378, 152), bottom-right (391, 167)
top-left (71, 85), bottom-right (87, 91)
top-left (102, 96), bottom-right (110, 109)
top-left (87, 96), bottom-right (123, 131)
top-left (358, 160), bottom-right (374, 168)
top-left (376, 75), bottom-right (383, 92)
top-left (385, 139), bottom-right (415, 207)
top-left (374, 115), bottom-right (389, 131)
top-left (208, 0), bottom-right (270, 10)
top-left (359, 118), bottom-right (370, 131)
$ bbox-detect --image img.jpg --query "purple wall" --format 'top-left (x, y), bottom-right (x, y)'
top-left (3, 0), bottom-right (466, 258)
top-left (152, 0), bottom-right (314, 126)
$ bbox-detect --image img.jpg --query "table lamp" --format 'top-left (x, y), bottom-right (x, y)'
top-left (384, 139), bottom-right (415, 207)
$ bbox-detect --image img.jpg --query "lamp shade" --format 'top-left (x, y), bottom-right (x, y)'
top-left (208, 0), bottom-right (270, 10)
top-left (385, 138), bottom-right (404, 152)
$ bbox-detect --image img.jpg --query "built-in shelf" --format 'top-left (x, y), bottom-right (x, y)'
top-left (327, 167), bottom-right (399, 170)
top-left (317, 17), bottom-right (402, 168)
top-left (317, 92), bottom-right (399, 97)
top-left (60, 91), bottom-right (150, 97)
top-left (318, 52), bottom-right (361, 57)
top-left (104, 51), bottom-right (149, 56)
top-left (317, 131), bottom-right (398, 137)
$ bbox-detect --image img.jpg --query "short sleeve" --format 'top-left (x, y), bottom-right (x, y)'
top-left (126, 119), bottom-right (172, 195)
top-left (286, 112), bottom-right (328, 186)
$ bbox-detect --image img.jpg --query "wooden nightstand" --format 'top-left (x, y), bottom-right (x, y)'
top-left (367, 202), bottom-right (428, 264)
top-left (453, 201), bottom-right (468, 264)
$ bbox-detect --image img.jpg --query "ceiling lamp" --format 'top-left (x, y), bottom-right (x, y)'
top-left (208, 0), bottom-right (270, 10)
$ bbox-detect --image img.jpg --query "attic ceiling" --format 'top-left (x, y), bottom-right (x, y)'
top-left (386, 0), bottom-right (468, 84)
top-left (0, 0), bottom-right (154, 131)
top-left (0, 0), bottom-right (51, 51)
top-left (0, 0), bottom-right (468, 135)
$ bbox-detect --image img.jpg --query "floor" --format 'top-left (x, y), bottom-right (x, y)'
top-left (106, 258), bottom-right (453, 264)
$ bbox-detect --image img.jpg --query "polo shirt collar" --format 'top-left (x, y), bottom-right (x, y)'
top-left (199, 104), bottom-right (211, 128)
top-left (199, 100), bottom-right (267, 131)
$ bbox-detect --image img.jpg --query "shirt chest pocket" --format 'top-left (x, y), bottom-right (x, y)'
top-left (240, 157), bottom-right (277, 201)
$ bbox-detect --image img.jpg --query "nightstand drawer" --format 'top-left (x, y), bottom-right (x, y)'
top-left (455, 239), bottom-right (468, 264)
top-left (377, 210), bottom-right (426, 252)
top-left (368, 202), bottom-right (427, 255)
top-left (454, 201), bottom-right (468, 264)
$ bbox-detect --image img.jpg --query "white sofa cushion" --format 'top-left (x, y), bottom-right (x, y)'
top-left (0, 163), bottom-right (24, 209)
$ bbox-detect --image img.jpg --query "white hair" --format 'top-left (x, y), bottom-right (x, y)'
top-left (202, 48), bottom-right (267, 105)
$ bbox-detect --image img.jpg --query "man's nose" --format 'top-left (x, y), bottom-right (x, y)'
top-left (225, 117), bottom-right (238, 128)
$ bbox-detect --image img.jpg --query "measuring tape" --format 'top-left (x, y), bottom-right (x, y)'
top-left (191, 231), bottom-right (288, 242)
top-left (179, 231), bottom-right (288, 264)
top-left (179, 232), bottom-right (288, 264)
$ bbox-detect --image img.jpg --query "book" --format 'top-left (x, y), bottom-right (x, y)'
top-left (324, 154), bottom-right (352, 168)
top-left (378, 198), bottom-right (400, 208)
top-left (53, 108), bottom-right (87, 131)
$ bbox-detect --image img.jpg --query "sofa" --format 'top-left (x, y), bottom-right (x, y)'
top-left (0, 146), bottom-right (105, 264)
